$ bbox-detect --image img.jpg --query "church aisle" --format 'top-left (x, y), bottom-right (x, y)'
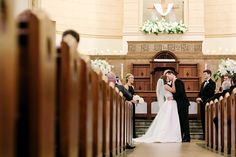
top-left (120, 141), bottom-right (223, 157)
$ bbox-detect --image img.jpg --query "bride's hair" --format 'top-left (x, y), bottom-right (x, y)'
top-left (160, 75), bottom-right (167, 84)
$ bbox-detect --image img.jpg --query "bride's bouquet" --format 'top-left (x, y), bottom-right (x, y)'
top-left (133, 95), bottom-right (145, 104)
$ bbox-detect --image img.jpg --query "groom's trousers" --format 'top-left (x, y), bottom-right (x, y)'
top-left (177, 105), bottom-right (190, 139)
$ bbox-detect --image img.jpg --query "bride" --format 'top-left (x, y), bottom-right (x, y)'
top-left (133, 75), bottom-right (182, 143)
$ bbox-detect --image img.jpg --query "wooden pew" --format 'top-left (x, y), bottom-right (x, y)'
top-left (17, 10), bottom-right (56, 157)
top-left (115, 88), bottom-right (121, 155)
top-left (119, 92), bottom-right (125, 153)
top-left (109, 83), bottom-right (117, 156)
top-left (0, 0), bottom-right (17, 156)
top-left (205, 102), bottom-right (210, 146)
top-left (78, 56), bottom-right (93, 157)
top-left (121, 97), bottom-right (127, 152)
top-left (101, 77), bottom-right (111, 157)
top-left (213, 99), bottom-right (219, 151)
top-left (209, 101), bottom-right (214, 148)
top-left (58, 35), bottom-right (80, 157)
top-left (223, 93), bottom-right (231, 154)
top-left (91, 70), bottom-right (103, 157)
top-left (231, 88), bottom-right (236, 155)
top-left (218, 96), bottom-right (224, 152)
top-left (126, 101), bottom-right (133, 146)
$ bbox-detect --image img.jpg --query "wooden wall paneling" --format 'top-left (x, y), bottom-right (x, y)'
top-left (182, 79), bottom-right (200, 91)
top-left (132, 64), bottom-right (150, 77)
top-left (132, 63), bottom-right (200, 119)
top-left (178, 64), bottom-right (198, 78)
top-left (17, 10), bottom-right (56, 157)
top-left (134, 78), bottom-right (150, 91)
top-left (0, 0), bottom-right (17, 156)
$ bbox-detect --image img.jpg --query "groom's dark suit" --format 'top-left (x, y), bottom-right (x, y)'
top-left (173, 79), bottom-right (191, 141)
top-left (198, 78), bottom-right (216, 139)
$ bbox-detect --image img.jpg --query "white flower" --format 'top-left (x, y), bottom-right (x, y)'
top-left (214, 58), bottom-right (236, 81)
top-left (133, 95), bottom-right (140, 101)
top-left (91, 59), bottom-right (111, 75)
top-left (133, 95), bottom-right (145, 104)
top-left (141, 19), bottom-right (187, 35)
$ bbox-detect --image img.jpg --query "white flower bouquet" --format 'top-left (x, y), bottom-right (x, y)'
top-left (91, 59), bottom-right (111, 75)
top-left (141, 18), bottom-right (187, 35)
top-left (213, 58), bottom-right (236, 81)
top-left (133, 95), bottom-right (145, 104)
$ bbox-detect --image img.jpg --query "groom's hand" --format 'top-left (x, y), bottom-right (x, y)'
top-left (167, 96), bottom-right (173, 100)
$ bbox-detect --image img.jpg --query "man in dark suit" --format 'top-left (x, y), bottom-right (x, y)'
top-left (196, 69), bottom-right (216, 140)
top-left (165, 69), bottom-right (191, 142)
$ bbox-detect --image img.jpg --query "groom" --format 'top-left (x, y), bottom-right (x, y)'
top-left (164, 69), bottom-right (191, 142)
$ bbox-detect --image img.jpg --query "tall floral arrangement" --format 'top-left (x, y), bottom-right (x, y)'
top-left (213, 58), bottom-right (236, 81)
top-left (91, 59), bottom-right (111, 75)
top-left (141, 18), bottom-right (187, 35)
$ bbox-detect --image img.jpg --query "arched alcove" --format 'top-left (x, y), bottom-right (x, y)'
top-left (150, 51), bottom-right (179, 90)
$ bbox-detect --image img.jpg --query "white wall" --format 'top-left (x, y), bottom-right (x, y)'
top-left (41, 0), bottom-right (124, 55)
top-left (14, 0), bottom-right (29, 16)
top-left (203, 0), bottom-right (236, 55)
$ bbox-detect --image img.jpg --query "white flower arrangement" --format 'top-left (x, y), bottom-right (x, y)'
top-left (141, 18), bottom-right (187, 35)
top-left (133, 95), bottom-right (145, 104)
top-left (91, 59), bottom-right (111, 75)
top-left (213, 58), bottom-right (236, 81)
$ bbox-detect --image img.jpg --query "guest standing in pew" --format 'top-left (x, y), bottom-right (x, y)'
top-left (221, 73), bottom-right (232, 90)
top-left (196, 69), bottom-right (216, 140)
top-left (62, 29), bottom-right (80, 44)
top-left (106, 72), bottom-right (135, 149)
top-left (229, 74), bottom-right (236, 94)
top-left (124, 73), bottom-right (137, 139)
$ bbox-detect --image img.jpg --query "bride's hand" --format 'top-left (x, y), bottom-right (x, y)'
top-left (173, 77), bottom-right (177, 82)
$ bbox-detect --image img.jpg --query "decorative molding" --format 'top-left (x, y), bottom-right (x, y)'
top-left (127, 41), bottom-right (202, 54)
top-left (205, 33), bottom-right (236, 38)
top-left (56, 31), bottom-right (122, 39)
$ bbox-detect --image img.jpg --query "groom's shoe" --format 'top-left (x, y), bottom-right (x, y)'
top-left (126, 143), bottom-right (136, 149)
top-left (182, 138), bottom-right (191, 142)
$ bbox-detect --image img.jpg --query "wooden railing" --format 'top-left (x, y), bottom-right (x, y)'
top-left (205, 88), bottom-right (236, 155)
top-left (0, 6), bottom-right (133, 157)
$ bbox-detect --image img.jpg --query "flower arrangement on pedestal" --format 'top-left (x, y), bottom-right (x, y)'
top-left (213, 58), bottom-right (236, 81)
top-left (141, 18), bottom-right (187, 35)
top-left (91, 59), bottom-right (111, 75)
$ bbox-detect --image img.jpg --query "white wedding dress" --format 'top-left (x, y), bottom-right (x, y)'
top-left (133, 79), bottom-right (182, 143)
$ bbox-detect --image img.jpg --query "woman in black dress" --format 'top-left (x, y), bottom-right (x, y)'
top-left (124, 73), bottom-right (136, 138)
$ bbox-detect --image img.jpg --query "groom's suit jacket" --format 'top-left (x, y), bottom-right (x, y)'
top-left (173, 79), bottom-right (190, 107)
top-left (198, 78), bottom-right (216, 104)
